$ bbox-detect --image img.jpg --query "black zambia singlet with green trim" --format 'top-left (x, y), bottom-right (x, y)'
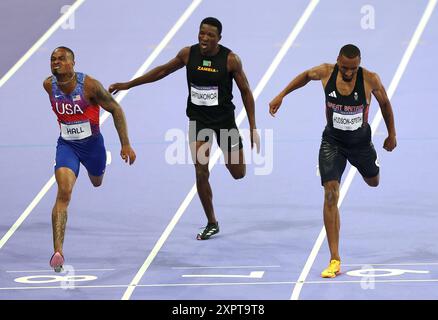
top-left (186, 44), bottom-right (235, 126)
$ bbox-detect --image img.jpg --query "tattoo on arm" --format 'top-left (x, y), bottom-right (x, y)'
top-left (94, 82), bottom-right (115, 106)
top-left (93, 81), bottom-right (131, 146)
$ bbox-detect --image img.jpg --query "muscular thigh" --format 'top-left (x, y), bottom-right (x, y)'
top-left (318, 139), bottom-right (347, 186)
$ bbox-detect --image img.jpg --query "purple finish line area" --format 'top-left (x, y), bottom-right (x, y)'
top-left (0, 0), bottom-right (437, 301)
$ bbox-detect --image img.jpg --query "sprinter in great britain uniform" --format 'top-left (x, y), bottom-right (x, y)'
top-left (109, 17), bottom-right (260, 240)
top-left (44, 47), bottom-right (136, 272)
top-left (269, 44), bottom-right (397, 279)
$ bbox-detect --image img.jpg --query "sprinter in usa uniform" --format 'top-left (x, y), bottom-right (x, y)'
top-left (44, 47), bottom-right (136, 272)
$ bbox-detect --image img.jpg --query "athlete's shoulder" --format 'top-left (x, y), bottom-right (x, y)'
top-left (318, 63), bottom-right (334, 74)
top-left (83, 75), bottom-right (105, 100)
top-left (177, 46), bottom-right (191, 65)
top-left (227, 51), bottom-right (242, 72)
top-left (179, 45), bottom-right (191, 51)
top-left (178, 46), bottom-right (191, 56)
top-left (227, 50), bottom-right (239, 61)
top-left (308, 63), bottom-right (333, 80)
top-left (83, 74), bottom-right (100, 88)
top-left (362, 67), bottom-right (382, 87)
top-left (43, 76), bottom-right (52, 94)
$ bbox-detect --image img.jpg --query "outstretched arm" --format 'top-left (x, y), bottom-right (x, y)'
top-left (229, 52), bottom-right (260, 153)
top-left (369, 72), bottom-right (397, 151)
top-left (269, 63), bottom-right (331, 117)
top-left (86, 77), bottom-right (136, 164)
top-left (108, 47), bottom-right (190, 94)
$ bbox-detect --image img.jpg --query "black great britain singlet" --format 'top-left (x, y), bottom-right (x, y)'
top-left (323, 64), bottom-right (370, 146)
top-left (186, 44), bottom-right (235, 126)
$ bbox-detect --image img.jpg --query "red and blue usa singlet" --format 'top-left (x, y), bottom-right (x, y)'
top-left (50, 72), bottom-right (100, 140)
top-left (50, 72), bottom-right (106, 177)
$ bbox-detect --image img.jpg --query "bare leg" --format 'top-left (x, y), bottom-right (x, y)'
top-left (190, 141), bottom-right (216, 224)
top-left (323, 180), bottom-right (341, 261)
top-left (52, 167), bottom-right (76, 256)
top-left (224, 148), bottom-right (246, 180)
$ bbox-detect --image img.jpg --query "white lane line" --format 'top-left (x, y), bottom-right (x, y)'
top-left (3, 277), bottom-right (438, 291)
top-left (0, 284), bottom-right (127, 291)
top-left (0, 0), bottom-right (86, 88)
top-left (6, 268), bottom-right (115, 273)
top-left (182, 271), bottom-right (265, 279)
top-left (290, 0), bottom-right (438, 300)
top-left (0, 176), bottom-right (56, 250)
top-left (343, 262), bottom-right (438, 267)
top-left (0, 0), bottom-right (202, 251)
top-left (298, 278), bottom-right (438, 285)
top-left (0, 2), bottom-right (87, 249)
top-left (121, 0), bottom-right (320, 301)
top-left (106, 151), bottom-right (112, 165)
top-left (100, 0), bottom-right (203, 122)
top-left (172, 265), bottom-right (280, 269)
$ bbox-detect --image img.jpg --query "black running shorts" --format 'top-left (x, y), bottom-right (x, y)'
top-left (188, 118), bottom-right (243, 153)
top-left (318, 138), bottom-right (379, 185)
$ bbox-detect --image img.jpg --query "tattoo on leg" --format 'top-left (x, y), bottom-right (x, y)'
top-left (53, 209), bottom-right (68, 250)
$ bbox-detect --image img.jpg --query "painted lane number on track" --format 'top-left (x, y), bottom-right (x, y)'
top-left (347, 268), bottom-right (430, 277)
top-left (14, 275), bottom-right (97, 284)
top-left (13, 265), bottom-right (97, 289)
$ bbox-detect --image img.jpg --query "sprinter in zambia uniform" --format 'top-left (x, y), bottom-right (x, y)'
top-left (109, 17), bottom-right (260, 240)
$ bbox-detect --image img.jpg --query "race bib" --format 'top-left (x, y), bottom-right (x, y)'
top-left (190, 84), bottom-right (218, 106)
top-left (60, 121), bottom-right (92, 140)
top-left (332, 112), bottom-right (363, 131)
